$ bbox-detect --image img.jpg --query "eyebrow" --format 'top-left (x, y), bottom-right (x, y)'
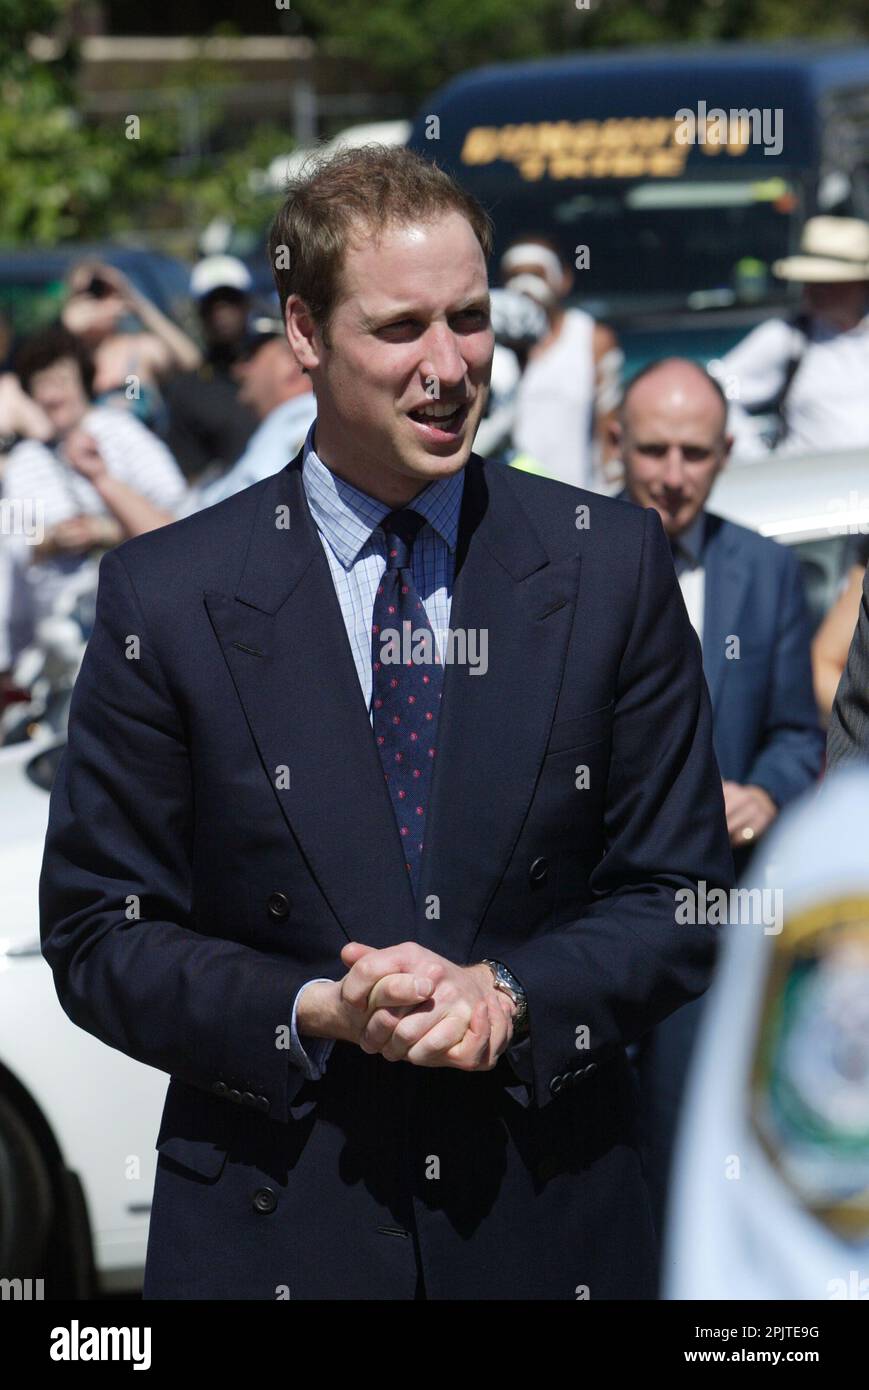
top-left (634, 437), bottom-right (714, 449)
top-left (359, 293), bottom-right (491, 332)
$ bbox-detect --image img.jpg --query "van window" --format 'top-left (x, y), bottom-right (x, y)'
top-left (463, 167), bottom-right (805, 316)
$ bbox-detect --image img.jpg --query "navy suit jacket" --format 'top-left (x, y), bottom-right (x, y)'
top-left (701, 511), bottom-right (824, 811)
top-left (39, 451), bottom-right (733, 1300)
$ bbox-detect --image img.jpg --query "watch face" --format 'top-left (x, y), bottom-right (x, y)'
top-left (493, 962), bottom-right (517, 992)
top-left (494, 963), bottom-right (525, 1012)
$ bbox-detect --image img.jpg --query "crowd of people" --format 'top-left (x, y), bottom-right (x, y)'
top-left (0, 216), bottom-right (863, 696)
top-left (2, 214), bottom-right (868, 714)
top-left (0, 252), bottom-right (318, 694)
top-left (3, 214), bottom-right (869, 729)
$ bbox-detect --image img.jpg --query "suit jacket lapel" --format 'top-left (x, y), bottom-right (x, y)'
top-left (205, 451), bottom-right (417, 950)
top-left (702, 512), bottom-right (752, 710)
top-left (204, 451), bottom-right (580, 960)
top-left (415, 459), bottom-right (580, 965)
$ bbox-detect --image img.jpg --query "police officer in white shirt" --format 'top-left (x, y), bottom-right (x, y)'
top-left (713, 216), bottom-right (869, 458)
top-left (666, 766), bottom-right (869, 1300)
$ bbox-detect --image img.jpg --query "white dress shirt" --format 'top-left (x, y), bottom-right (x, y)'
top-left (670, 511), bottom-right (706, 647)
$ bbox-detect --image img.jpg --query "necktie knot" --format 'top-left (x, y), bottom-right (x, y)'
top-left (382, 509), bottom-right (425, 571)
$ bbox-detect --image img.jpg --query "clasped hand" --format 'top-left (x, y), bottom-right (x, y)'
top-left (305, 941), bottom-right (517, 1072)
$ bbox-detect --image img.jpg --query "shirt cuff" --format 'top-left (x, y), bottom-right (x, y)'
top-left (290, 978), bottom-right (337, 1081)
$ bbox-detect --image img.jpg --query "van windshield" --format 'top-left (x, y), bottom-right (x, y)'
top-left (475, 170), bottom-right (806, 318)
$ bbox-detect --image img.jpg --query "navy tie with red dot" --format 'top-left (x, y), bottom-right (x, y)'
top-left (371, 509), bottom-right (444, 896)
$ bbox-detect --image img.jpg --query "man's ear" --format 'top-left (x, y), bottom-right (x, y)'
top-left (607, 416), bottom-right (623, 458)
top-left (720, 434), bottom-right (734, 473)
top-left (285, 295), bottom-right (321, 372)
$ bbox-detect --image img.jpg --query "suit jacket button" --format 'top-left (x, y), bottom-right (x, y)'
top-left (253, 1187), bottom-right (277, 1215)
top-left (255, 1095), bottom-right (270, 1113)
top-left (529, 857), bottom-right (549, 886)
top-left (212, 1081), bottom-right (228, 1097)
top-left (585, 1062), bottom-right (597, 1077)
top-left (267, 892), bottom-right (290, 920)
top-left (228, 1088), bottom-right (242, 1104)
top-left (241, 1091), bottom-right (257, 1107)
top-left (549, 1075), bottom-right (564, 1095)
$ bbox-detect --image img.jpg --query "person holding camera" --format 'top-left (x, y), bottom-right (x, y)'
top-left (1, 326), bottom-right (187, 652)
top-left (61, 260), bottom-right (201, 430)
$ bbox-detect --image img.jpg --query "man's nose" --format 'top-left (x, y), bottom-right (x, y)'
top-left (662, 447), bottom-right (687, 488)
top-left (420, 325), bottom-right (467, 389)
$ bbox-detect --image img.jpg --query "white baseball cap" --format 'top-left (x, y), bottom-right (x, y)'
top-left (189, 255), bottom-right (253, 300)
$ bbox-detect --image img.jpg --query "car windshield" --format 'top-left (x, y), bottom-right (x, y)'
top-left (477, 170), bottom-right (806, 318)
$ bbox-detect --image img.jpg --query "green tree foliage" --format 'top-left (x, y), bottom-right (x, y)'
top-left (293, 0), bottom-right (572, 97)
top-left (0, 0), bottom-right (64, 74)
top-left (0, 69), bottom-right (178, 244)
top-left (293, 0), bottom-right (869, 97)
top-left (3, 0), bottom-right (869, 244)
top-left (0, 1), bottom-right (174, 243)
top-left (0, 2), bottom-right (291, 246)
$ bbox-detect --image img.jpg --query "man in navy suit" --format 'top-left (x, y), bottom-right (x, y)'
top-left (615, 358), bottom-right (825, 1252)
top-left (39, 150), bottom-right (732, 1301)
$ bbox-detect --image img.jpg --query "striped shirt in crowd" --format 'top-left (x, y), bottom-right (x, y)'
top-left (1, 405), bottom-right (187, 639)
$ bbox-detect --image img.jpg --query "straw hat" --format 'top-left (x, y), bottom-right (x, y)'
top-left (773, 216), bottom-right (869, 283)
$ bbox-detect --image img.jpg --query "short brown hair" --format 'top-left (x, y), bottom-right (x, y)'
top-left (15, 325), bottom-right (95, 399)
top-left (268, 144), bottom-right (494, 346)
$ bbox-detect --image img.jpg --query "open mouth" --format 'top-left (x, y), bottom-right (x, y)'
top-left (406, 402), bottom-right (469, 439)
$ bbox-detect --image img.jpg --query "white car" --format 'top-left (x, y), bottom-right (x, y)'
top-left (0, 736), bottom-right (166, 1295)
top-left (710, 445), bottom-right (869, 630)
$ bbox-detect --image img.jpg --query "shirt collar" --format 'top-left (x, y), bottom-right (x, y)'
top-left (300, 420), bottom-right (465, 568)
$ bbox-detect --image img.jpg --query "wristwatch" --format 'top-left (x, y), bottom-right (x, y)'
top-left (483, 959), bottom-right (529, 1036)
